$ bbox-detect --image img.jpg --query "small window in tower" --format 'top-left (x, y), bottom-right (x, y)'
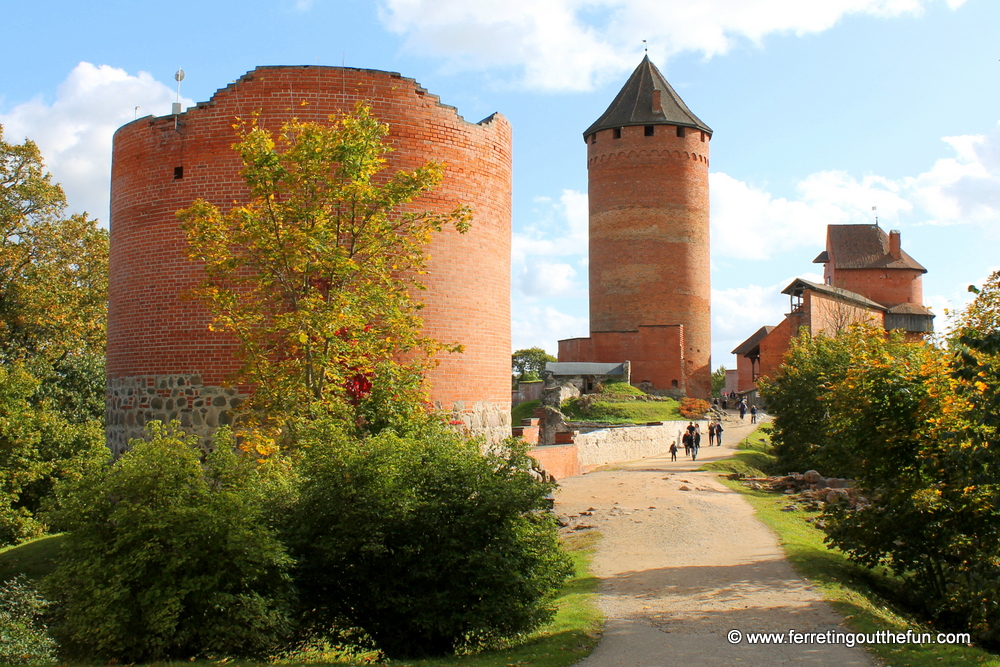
top-left (676, 126), bottom-right (686, 138)
top-left (671, 380), bottom-right (679, 388)
top-left (700, 131), bottom-right (706, 142)
top-left (590, 133), bottom-right (596, 144)
top-left (173, 166), bottom-right (184, 179)
top-left (613, 127), bottom-right (622, 139)
top-left (644, 125), bottom-right (654, 136)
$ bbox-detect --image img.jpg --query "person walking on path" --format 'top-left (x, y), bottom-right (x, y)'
top-left (707, 421), bottom-right (716, 447)
top-left (692, 426), bottom-right (701, 460)
top-left (669, 441), bottom-right (678, 461)
top-left (713, 421), bottom-right (724, 446)
top-left (750, 404), bottom-right (758, 424)
top-left (682, 430), bottom-right (692, 457)
top-left (739, 400), bottom-right (747, 420)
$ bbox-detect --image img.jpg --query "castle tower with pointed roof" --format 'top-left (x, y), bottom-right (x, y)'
top-left (558, 56), bottom-right (713, 398)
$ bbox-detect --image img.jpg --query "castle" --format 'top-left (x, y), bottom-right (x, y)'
top-left (557, 56), bottom-right (713, 399)
top-left (732, 224), bottom-right (934, 392)
top-left (106, 57), bottom-right (715, 448)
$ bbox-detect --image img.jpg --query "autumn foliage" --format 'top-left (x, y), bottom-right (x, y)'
top-left (178, 104), bottom-right (471, 439)
top-left (761, 279), bottom-right (1000, 646)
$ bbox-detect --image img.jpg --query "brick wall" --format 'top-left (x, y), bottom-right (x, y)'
top-left (831, 268), bottom-right (923, 307)
top-left (586, 124), bottom-right (711, 397)
top-left (558, 324), bottom-right (685, 391)
top-left (108, 65), bottom-right (512, 444)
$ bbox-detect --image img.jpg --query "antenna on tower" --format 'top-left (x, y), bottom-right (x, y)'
top-left (872, 205), bottom-right (879, 227)
top-left (173, 68), bottom-right (185, 115)
top-left (643, 39), bottom-right (648, 53)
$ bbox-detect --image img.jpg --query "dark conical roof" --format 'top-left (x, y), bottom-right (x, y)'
top-left (584, 55), bottom-right (712, 138)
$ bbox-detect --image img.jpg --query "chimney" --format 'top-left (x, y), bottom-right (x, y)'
top-left (889, 230), bottom-right (902, 259)
top-left (652, 89), bottom-right (661, 113)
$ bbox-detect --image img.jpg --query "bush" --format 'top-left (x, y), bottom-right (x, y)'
top-left (44, 423), bottom-right (296, 662)
top-left (678, 397), bottom-right (710, 419)
top-left (285, 420), bottom-right (573, 659)
top-left (0, 575), bottom-right (57, 664)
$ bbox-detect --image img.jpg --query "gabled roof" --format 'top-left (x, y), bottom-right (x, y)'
top-left (731, 326), bottom-right (775, 356)
top-left (782, 278), bottom-right (886, 311)
top-left (584, 55), bottom-right (712, 137)
top-left (817, 224), bottom-right (926, 272)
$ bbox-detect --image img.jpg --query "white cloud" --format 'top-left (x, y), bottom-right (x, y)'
top-left (512, 189), bottom-right (589, 298)
top-left (905, 123), bottom-right (1000, 230)
top-left (0, 62), bottom-right (190, 222)
top-left (711, 170), bottom-right (913, 260)
top-left (378, 0), bottom-right (964, 91)
top-left (512, 305), bottom-right (589, 355)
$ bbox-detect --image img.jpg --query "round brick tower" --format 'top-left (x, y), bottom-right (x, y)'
top-left (107, 66), bottom-right (512, 453)
top-left (583, 56), bottom-right (712, 398)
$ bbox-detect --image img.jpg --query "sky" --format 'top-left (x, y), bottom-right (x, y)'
top-left (3, 0), bottom-right (999, 372)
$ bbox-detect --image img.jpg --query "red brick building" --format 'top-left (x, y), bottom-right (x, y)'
top-left (106, 66), bottom-right (512, 452)
top-left (733, 224), bottom-right (933, 391)
top-left (558, 56), bottom-right (713, 398)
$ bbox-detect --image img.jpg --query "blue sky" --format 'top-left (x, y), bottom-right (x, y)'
top-left (3, 0), bottom-right (999, 371)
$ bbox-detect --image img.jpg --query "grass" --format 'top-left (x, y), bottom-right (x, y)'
top-left (512, 399), bottom-right (541, 425)
top-left (0, 531), bottom-right (602, 667)
top-left (703, 426), bottom-right (1000, 667)
top-left (0, 533), bottom-right (64, 583)
top-left (698, 423), bottom-right (776, 477)
top-left (560, 396), bottom-right (682, 424)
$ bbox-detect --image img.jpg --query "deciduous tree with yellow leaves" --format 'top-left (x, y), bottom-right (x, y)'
top-left (179, 105), bottom-right (471, 440)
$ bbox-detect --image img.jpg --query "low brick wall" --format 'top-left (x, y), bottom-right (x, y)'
top-left (575, 419), bottom-right (706, 471)
top-left (528, 444), bottom-right (581, 480)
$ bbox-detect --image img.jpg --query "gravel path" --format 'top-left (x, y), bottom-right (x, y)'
top-left (555, 415), bottom-right (876, 666)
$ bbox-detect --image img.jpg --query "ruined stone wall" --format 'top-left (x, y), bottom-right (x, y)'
top-left (108, 66), bottom-right (511, 448)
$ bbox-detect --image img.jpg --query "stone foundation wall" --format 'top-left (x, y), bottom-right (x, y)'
top-left (437, 400), bottom-right (512, 446)
top-left (106, 374), bottom-right (247, 455)
top-left (575, 419), bottom-right (707, 470)
top-left (108, 377), bottom-right (510, 454)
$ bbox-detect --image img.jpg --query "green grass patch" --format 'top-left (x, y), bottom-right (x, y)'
top-left (512, 399), bottom-right (541, 425)
top-left (0, 533), bottom-right (64, 583)
top-left (707, 428), bottom-right (999, 666)
top-left (561, 397), bottom-right (682, 424)
top-left (699, 423), bottom-right (777, 477)
top-left (595, 381), bottom-right (646, 398)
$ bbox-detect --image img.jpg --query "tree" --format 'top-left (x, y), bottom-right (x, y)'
top-left (179, 106), bottom-right (471, 438)
top-left (511, 347), bottom-right (556, 382)
top-left (0, 126), bottom-right (108, 365)
top-left (0, 127), bottom-right (109, 547)
top-left (711, 365), bottom-right (727, 397)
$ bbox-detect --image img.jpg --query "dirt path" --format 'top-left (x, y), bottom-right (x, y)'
top-left (555, 414), bottom-right (875, 666)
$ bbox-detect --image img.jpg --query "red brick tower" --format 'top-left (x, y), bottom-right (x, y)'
top-left (560, 56), bottom-right (712, 398)
top-left (107, 66), bottom-right (512, 452)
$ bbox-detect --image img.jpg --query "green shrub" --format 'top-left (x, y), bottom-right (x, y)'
top-left (285, 420), bottom-right (573, 659)
top-left (0, 575), bottom-right (57, 664)
top-left (43, 423), bottom-right (296, 662)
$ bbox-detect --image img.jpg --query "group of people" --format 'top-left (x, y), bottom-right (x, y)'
top-left (669, 420), bottom-right (724, 462)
